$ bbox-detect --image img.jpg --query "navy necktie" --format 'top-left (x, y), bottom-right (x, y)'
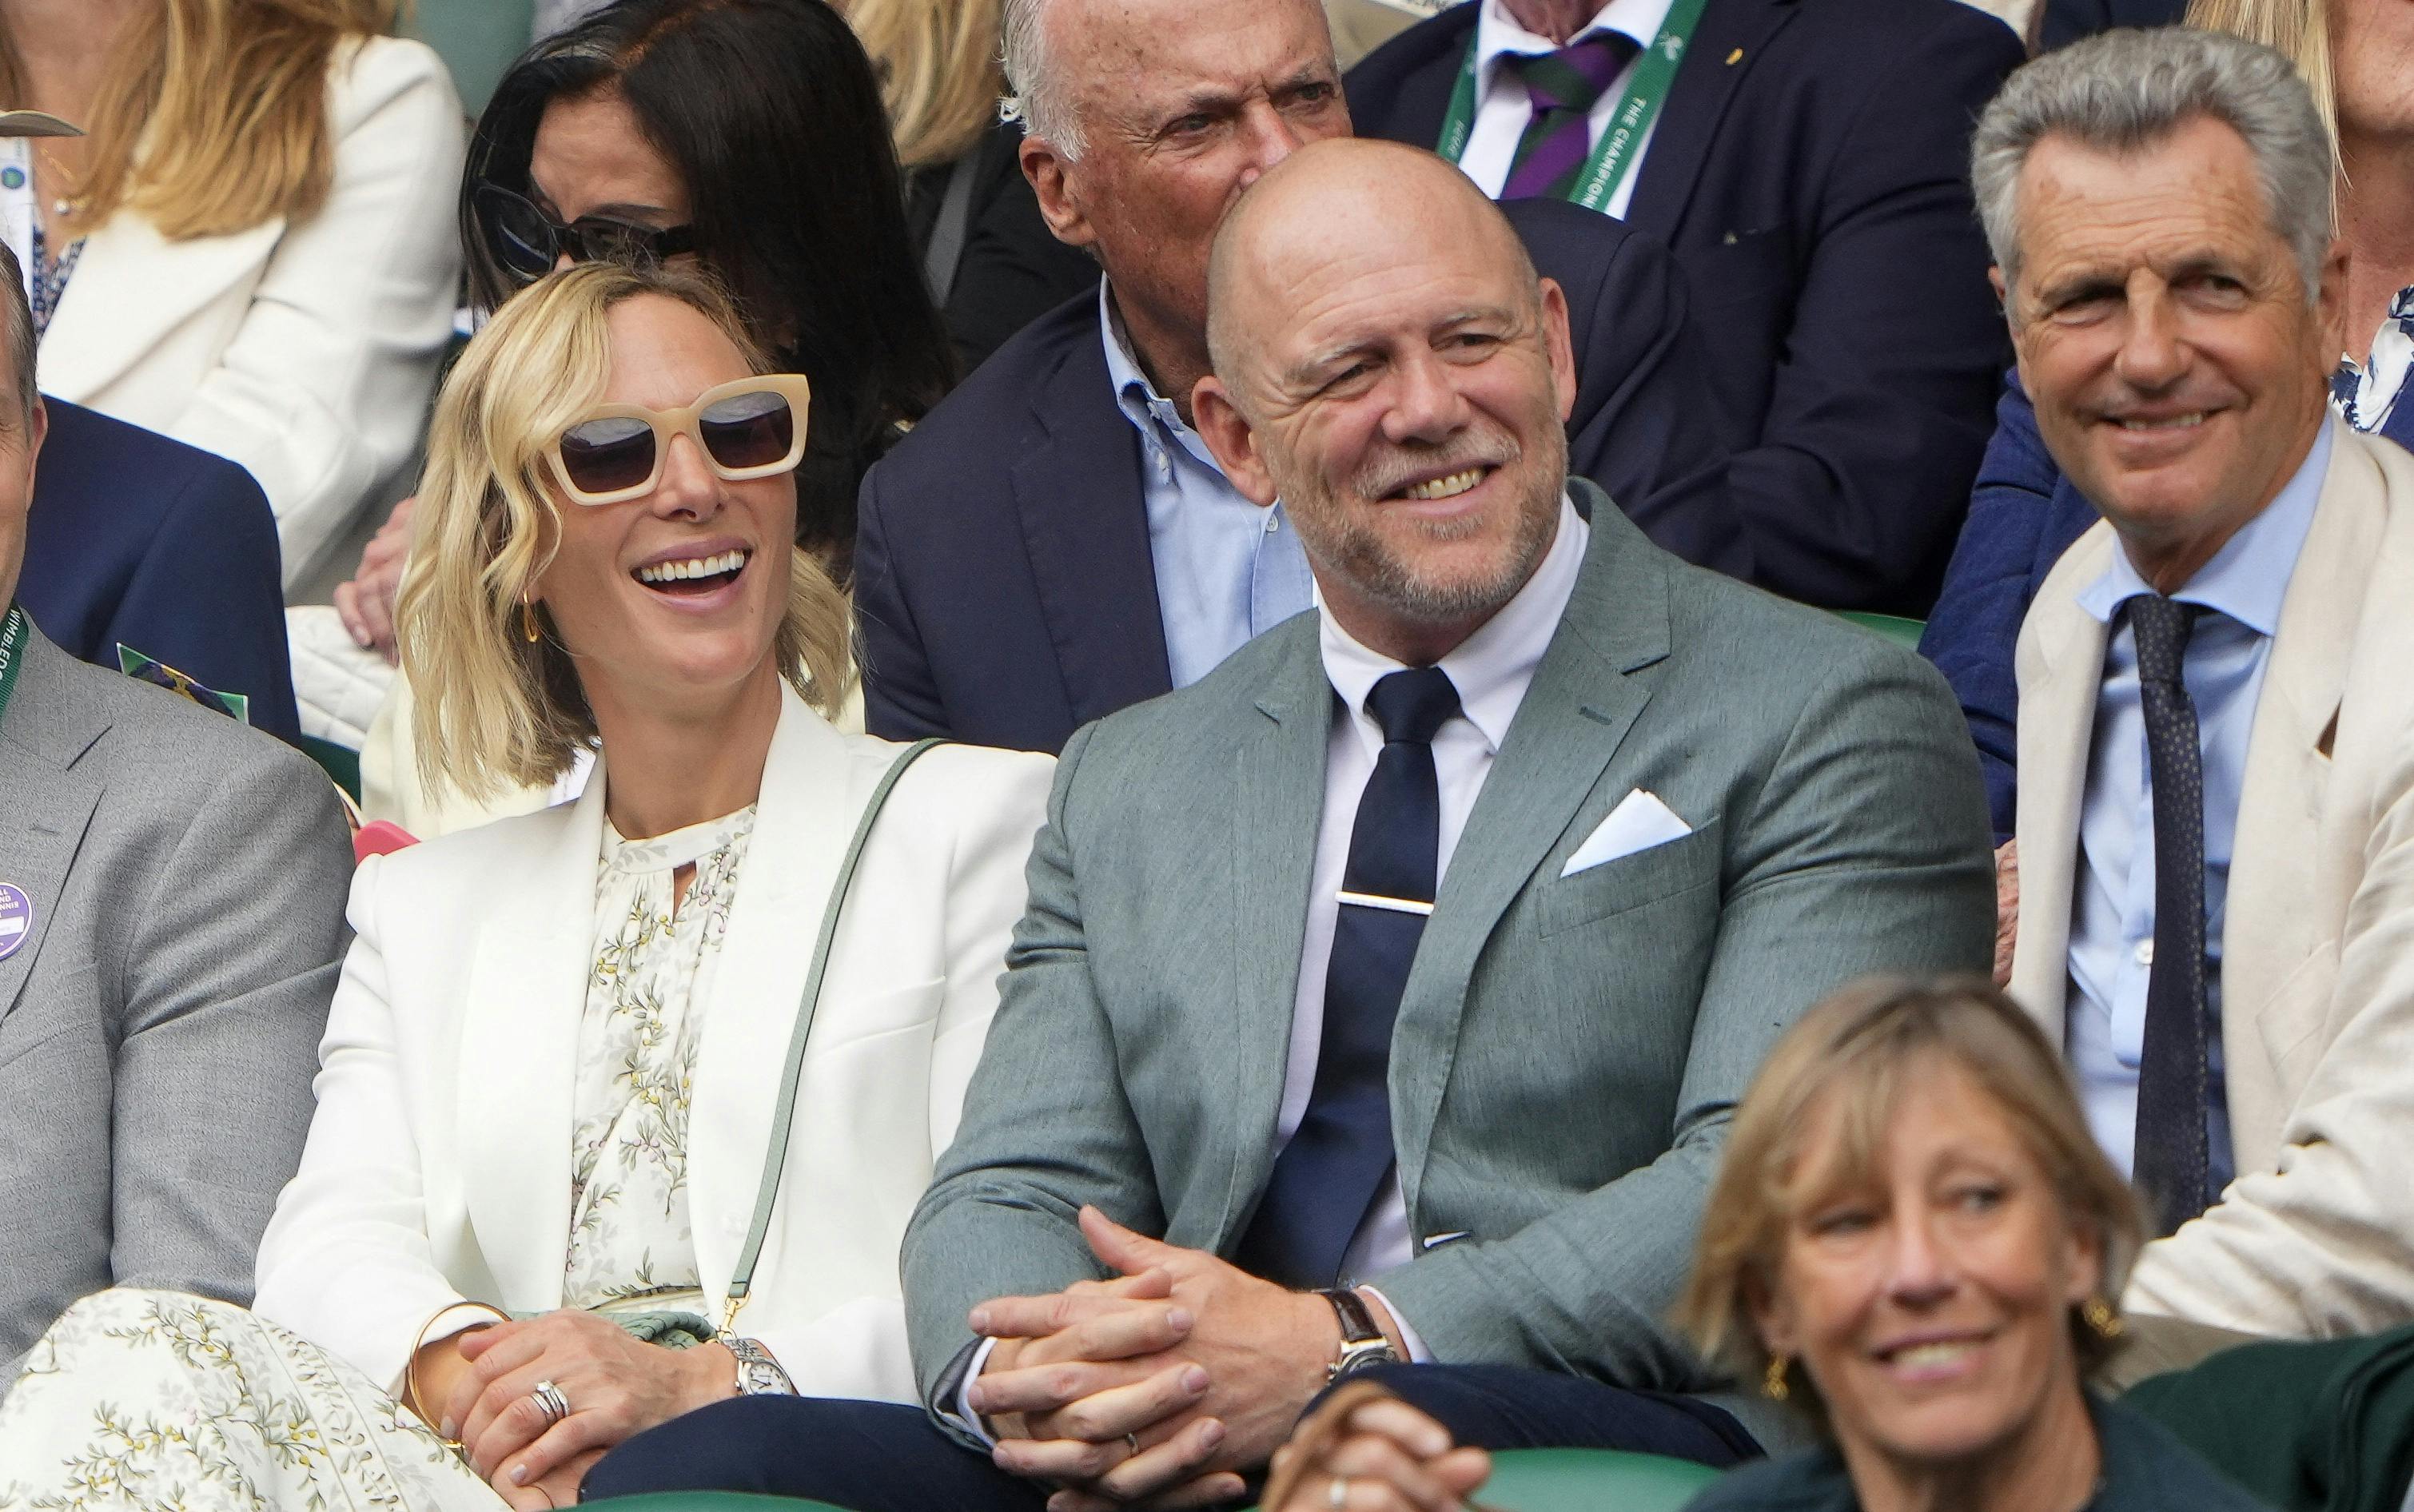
top-left (2126, 593), bottom-right (2214, 1235)
top-left (1234, 666), bottom-right (1462, 1288)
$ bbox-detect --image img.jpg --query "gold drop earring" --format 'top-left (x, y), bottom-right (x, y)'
top-left (1764, 1355), bottom-right (1791, 1400)
top-left (2081, 1297), bottom-right (2122, 1339)
top-left (521, 595), bottom-right (541, 643)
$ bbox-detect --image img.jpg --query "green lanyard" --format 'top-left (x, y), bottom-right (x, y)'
top-left (1435, 0), bottom-right (1711, 214)
top-left (0, 603), bottom-right (24, 735)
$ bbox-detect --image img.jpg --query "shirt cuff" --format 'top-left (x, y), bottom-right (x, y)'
top-left (1357, 1287), bottom-right (1432, 1363)
top-left (945, 1335), bottom-right (1005, 1446)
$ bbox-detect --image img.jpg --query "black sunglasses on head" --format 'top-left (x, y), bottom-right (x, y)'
top-left (474, 181), bottom-right (699, 285)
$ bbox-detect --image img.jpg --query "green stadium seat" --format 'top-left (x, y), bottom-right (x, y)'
top-left (1833, 610), bottom-right (1927, 651)
top-left (580, 1447), bottom-right (1724, 1512)
top-left (404, 0), bottom-right (536, 117)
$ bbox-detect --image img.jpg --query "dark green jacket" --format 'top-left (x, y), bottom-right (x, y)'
top-left (2125, 1327), bottom-right (2414, 1512)
top-left (1681, 1397), bottom-right (2273, 1512)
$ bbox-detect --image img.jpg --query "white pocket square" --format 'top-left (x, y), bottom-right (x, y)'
top-left (1560, 790), bottom-right (1693, 877)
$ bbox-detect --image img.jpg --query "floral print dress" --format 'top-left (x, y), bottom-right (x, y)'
top-left (0, 809), bottom-right (759, 1512)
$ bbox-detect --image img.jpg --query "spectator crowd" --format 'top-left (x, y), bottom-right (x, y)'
top-left (6, 0), bottom-right (2414, 1510)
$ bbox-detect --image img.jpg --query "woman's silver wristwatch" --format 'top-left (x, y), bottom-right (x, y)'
top-left (720, 1335), bottom-right (798, 1396)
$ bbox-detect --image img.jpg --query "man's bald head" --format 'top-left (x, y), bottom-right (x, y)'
top-left (1188, 136), bottom-right (1577, 667)
top-left (1205, 139), bottom-right (1541, 388)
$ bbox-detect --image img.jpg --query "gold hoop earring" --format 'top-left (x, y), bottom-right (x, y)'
top-left (521, 597), bottom-right (541, 643)
top-left (2081, 1298), bottom-right (2122, 1339)
top-left (1763, 1355), bottom-right (1790, 1401)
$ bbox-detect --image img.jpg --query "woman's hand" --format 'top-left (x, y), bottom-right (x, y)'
top-left (333, 494), bottom-right (416, 662)
top-left (1262, 1383), bottom-right (1492, 1512)
top-left (440, 1311), bottom-right (737, 1502)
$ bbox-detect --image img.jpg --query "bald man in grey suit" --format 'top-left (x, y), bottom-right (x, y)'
top-left (0, 245), bottom-right (352, 1391)
top-left (584, 140), bottom-right (1994, 1512)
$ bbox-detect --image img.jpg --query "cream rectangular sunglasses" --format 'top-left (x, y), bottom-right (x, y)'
top-left (544, 373), bottom-right (815, 506)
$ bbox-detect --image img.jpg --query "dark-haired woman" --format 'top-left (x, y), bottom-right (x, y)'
top-left (460, 0), bottom-right (954, 572)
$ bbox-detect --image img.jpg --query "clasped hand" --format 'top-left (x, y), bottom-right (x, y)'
top-left (965, 1206), bottom-right (1354, 1510)
top-left (412, 1310), bottom-right (736, 1510)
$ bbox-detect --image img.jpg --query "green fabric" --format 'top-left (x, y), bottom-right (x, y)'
top-left (580, 1494), bottom-right (852, 1512)
top-left (1832, 611), bottom-right (1926, 651)
top-left (297, 734), bottom-right (361, 802)
top-left (403, 0), bottom-right (536, 117)
top-left (1481, 1446), bottom-right (1723, 1510)
top-left (2124, 1326), bottom-right (2414, 1512)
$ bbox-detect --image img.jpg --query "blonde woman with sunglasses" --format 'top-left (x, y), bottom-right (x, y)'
top-left (0, 261), bottom-right (1054, 1512)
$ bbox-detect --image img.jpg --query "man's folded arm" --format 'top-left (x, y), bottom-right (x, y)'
top-left (900, 721), bottom-right (1165, 1404)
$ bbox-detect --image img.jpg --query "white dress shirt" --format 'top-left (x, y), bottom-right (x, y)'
top-left (1450, 0), bottom-right (1677, 215)
top-left (1293, 495), bottom-right (1588, 1303)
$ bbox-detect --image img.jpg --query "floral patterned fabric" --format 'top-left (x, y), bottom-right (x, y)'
top-left (566, 806), bottom-right (755, 1310)
top-left (0, 807), bottom-right (759, 1511)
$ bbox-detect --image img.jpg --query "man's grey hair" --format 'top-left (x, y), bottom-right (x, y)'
top-left (0, 243), bottom-right (37, 429)
top-left (1970, 27), bottom-right (2332, 305)
top-left (998, 0), bottom-right (1086, 161)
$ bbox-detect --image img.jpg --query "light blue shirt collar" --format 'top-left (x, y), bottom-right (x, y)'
top-left (1099, 281), bottom-right (1223, 473)
top-left (2075, 418), bottom-right (2334, 637)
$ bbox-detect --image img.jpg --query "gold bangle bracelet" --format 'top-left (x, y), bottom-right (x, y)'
top-left (403, 1300), bottom-right (511, 1450)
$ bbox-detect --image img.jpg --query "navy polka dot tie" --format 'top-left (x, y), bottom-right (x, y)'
top-left (2127, 593), bottom-right (2213, 1236)
top-left (1234, 666), bottom-right (1462, 1287)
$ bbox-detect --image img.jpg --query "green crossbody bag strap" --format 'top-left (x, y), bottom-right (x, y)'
top-left (720, 736), bottom-right (949, 1332)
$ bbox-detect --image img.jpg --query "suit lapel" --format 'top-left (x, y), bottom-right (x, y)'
top-left (2226, 426), bottom-right (2378, 1081)
top-left (1220, 629), bottom-right (1335, 1235)
top-left (2007, 528), bottom-right (2115, 1025)
top-left (455, 770), bottom-right (604, 1312)
top-left (0, 633), bottom-right (106, 1025)
top-left (38, 213), bottom-right (284, 404)
top-left (1620, 0), bottom-right (1799, 246)
top-left (686, 688), bottom-right (854, 1306)
top-left (1012, 312), bottom-right (1175, 729)
top-left (1392, 505), bottom-right (1667, 1209)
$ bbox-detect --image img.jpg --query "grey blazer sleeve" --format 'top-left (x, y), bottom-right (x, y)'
top-left (111, 743), bottom-right (352, 1311)
top-left (902, 722), bottom-right (1151, 1404)
top-left (1368, 643), bottom-right (1995, 1382)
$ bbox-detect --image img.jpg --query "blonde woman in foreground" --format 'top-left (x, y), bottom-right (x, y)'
top-left (1263, 979), bottom-right (2277, 1512)
top-left (0, 261), bottom-right (1053, 1512)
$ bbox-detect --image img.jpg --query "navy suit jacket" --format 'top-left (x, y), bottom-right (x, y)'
top-left (1918, 371), bottom-right (2414, 842)
top-left (1347, 0), bottom-right (2023, 614)
top-left (2035, 0), bottom-right (2185, 52)
top-left (857, 196), bottom-right (1739, 753)
top-left (18, 398), bottom-right (301, 746)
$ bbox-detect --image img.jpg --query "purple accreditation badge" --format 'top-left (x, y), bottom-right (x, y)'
top-left (0, 883), bottom-right (30, 962)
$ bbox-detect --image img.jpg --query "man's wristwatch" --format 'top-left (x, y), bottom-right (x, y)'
top-left (1317, 1287), bottom-right (1403, 1383)
top-left (719, 1334), bottom-right (797, 1396)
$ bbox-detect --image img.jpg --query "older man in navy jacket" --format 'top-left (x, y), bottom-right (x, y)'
top-left (1347, 0), bottom-right (2023, 615)
top-left (854, 0), bottom-right (1744, 754)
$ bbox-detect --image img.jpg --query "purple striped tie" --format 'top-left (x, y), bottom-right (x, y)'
top-left (1500, 32), bottom-right (1642, 201)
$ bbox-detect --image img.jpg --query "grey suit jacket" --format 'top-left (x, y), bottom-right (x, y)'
top-left (903, 487), bottom-right (1994, 1443)
top-left (0, 625), bottom-right (351, 1391)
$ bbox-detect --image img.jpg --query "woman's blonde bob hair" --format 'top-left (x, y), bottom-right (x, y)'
top-left (846, 0), bottom-right (1005, 170)
top-left (0, 0), bottom-right (397, 241)
top-left (1676, 976), bottom-right (2145, 1419)
top-left (2188, 0), bottom-right (2336, 157)
top-left (396, 260), bottom-right (851, 801)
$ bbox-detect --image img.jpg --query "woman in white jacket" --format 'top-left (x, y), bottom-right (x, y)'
top-left (0, 261), bottom-right (1053, 1511)
top-left (1, 0), bottom-right (463, 589)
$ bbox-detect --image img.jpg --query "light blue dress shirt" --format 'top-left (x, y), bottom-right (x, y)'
top-left (2066, 422), bottom-right (2332, 1194)
top-left (1098, 283), bottom-right (1316, 687)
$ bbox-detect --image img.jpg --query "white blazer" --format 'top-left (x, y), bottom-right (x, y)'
top-left (2010, 420), bottom-right (2414, 1337)
top-left (37, 36), bottom-right (466, 590)
top-left (253, 686), bottom-right (1054, 1402)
